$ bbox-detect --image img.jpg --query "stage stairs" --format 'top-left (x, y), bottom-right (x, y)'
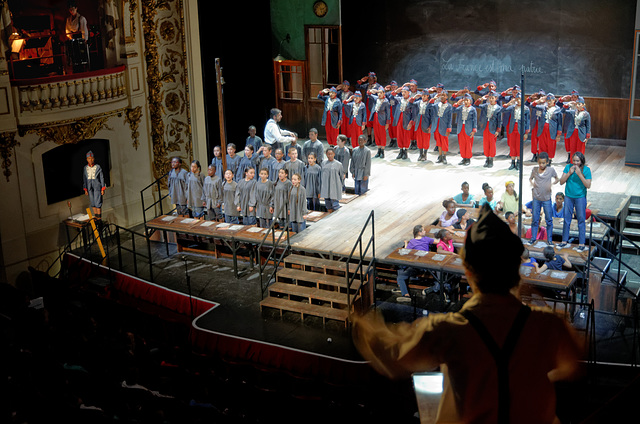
top-left (259, 253), bottom-right (370, 327)
top-left (622, 196), bottom-right (640, 254)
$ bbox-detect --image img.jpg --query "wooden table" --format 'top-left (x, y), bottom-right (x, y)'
top-left (145, 215), bottom-right (293, 278)
top-left (384, 247), bottom-right (578, 301)
top-left (64, 218), bottom-right (92, 247)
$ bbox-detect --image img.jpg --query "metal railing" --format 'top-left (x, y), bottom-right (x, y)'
top-left (345, 210), bottom-right (375, 320)
top-left (258, 205), bottom-right (291, 299)
top-left (586, 214), bottom-right (640, 304)
top-left (140, 171), bottom-right (173, 237)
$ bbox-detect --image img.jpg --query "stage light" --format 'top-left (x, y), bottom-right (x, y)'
top-left (274, 33), bottom-right (290, 62)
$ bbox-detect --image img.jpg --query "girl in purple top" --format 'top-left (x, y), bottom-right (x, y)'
top-left (395, 225), bottom-right (438, 302)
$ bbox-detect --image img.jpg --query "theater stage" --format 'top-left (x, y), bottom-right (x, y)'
top-left (67, 136), bottom-right (640, 381)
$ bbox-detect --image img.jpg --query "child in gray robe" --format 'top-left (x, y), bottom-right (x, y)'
top-left (168, 156), bottom-right (188, 216)
top-left (288, 173), bottom-right (308, 233)
top-left (305, 152), bottom-right (322, 211)
top-left (186, 160), bottom-right (206, 218)
top-left (203, 164), bottom-right (223, 221)
top-left (235, 168), bottom-right (257, 225)
top-left (320, 147), bottom-right (344, 212)
top-left (222, 169), bottom-right (240, 224)
top-left (272, 168), bottom-right (292, 228)
top-left (255, 168), bottom-right (275, 228)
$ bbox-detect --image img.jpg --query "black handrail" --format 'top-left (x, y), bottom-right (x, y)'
top-left (521, 296), bottom-right (597, 363)
top-left (345, 210), bottom-right (375, 321)
top-left (140, 171), bottom-right (174, 237)
top-left (258, 204), bottom-right (291, 299)
top-left (587, 214), bottom-right (640, 304)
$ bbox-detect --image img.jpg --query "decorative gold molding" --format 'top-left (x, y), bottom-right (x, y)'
top-left (129, 0), bottom-right (138, 42)
top-left (124, 106), bottom-right (143, 149)
top-left (22, 115), bottom-right (114, 147)
top-left (141, 0), bottom-right (192, 181)
top-left (0, 131), bottom-right (19, 182)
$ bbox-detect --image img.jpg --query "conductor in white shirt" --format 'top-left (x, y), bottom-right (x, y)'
top-left (264, 108), bottom-right (296, 153)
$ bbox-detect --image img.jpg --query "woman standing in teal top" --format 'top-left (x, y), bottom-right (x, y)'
top-left (558, 152), bottom-right (591, 251)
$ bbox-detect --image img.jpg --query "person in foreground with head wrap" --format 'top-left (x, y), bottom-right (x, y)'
top-left (352, 204), bottom-right (582, 424)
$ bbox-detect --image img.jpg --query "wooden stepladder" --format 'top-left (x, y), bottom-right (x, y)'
top-left (86, 208), bottom-right (106, 258)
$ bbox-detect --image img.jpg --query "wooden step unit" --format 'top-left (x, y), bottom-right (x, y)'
top-left (260, 253), bottom-right (370, 327)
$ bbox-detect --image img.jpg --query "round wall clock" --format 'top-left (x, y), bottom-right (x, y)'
top-left (313, 1), bottom-right (328, 18)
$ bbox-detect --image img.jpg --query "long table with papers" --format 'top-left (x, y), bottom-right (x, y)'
top-left (385, 247), bottom-right (578, 300)
top-left (145, 215), bottom-right (293, 278)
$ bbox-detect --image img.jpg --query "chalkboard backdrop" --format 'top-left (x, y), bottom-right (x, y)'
top-left (342, 0), bottom-right (635, 98)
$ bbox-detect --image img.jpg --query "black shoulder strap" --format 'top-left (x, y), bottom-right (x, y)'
top-left (461, 305), bottom-right (531, 424)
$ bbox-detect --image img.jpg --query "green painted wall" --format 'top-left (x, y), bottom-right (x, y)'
top-left (270, 0), bottom-right (340, 61)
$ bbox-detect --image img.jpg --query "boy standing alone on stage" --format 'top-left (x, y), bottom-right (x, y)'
top-left (350, 135), bottom-right (372, 195)
top-left (83, 151), bottom-right (106, 219)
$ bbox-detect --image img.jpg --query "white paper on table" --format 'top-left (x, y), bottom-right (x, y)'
top-left (199, 221), bottom-right (215, 227)
top-left (551, 271), bottom-right (567, 279)
top-left (432, 254), bottom-right (446, 261)
top-left (415, 250), bottom-right (428, 257)
top-left (308, 211), bottom-right (323, 218)
top-left (180, 218), bottom-right (196, 224)
top-left (429, 227), bottom-right (439, 234)
top-left (398, 248), bottom-right (411, 256)
top-left (216, 223), bottom-right (231, 228)
top-left (247, 227), bottom-right (265, 233)
top-left (229, 225), bottom-right (244, 231)
top-left (454, 231), bottom-right (465, 238)
top-left (162, 216), bottom-right (177, 221)
top-left (71, 213), bottom-right (90, 222)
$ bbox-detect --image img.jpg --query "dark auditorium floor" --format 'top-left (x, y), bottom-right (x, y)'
top-left (18, 229), bottom-right (640, 423)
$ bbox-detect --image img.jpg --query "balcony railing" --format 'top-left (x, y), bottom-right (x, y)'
top-left (10, 65), bottom-right (128, 125)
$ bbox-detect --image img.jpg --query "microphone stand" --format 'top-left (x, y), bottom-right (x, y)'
top-left (182, 256), bottom-right (195, 329)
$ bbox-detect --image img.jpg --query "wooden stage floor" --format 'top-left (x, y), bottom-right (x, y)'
top-left (290, 136), bottom-right (638, 260)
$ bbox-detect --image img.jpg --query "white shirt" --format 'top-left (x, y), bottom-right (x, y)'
top-left (264, 118), bottom-right (295, 145)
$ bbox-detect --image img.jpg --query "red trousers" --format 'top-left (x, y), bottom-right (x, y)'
top-left (373, 113), bottom-right (387, 147)
top-left (530, 122), bottom-right (539, 155)
top-left (458, 124), bottom-right (473, 159)
top-left (538, 123), bottom-right (557, 159)
top-left (434, 119), bottom-right (449, 151)
top-left (365, 103), bottom-right (373, 128)
top-left (397, 112), bottom-right (412, 148)
top-left (388, 105), bottom-right (397, 139)
top-left (482, 125), bottom-right (496, 157)
top-left (325, 111), bottom-right (339, 146)
top-left (340, 107), bottom-right (350, 140)
top-left (349, 120), bottom-right (363, 143)
top-left (568, 130), bottom-right (586, 157)
top-left (507, 123), bottom-right (521, 157)
top-left (416, 117), bottom-right (431, 150)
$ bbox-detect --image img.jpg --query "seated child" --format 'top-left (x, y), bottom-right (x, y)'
top-left (396, 225), bottom-right (438, 302)
top-left (451, 181), bottom-right (476, 207)
top-left (439, 200), bottom-right (459, 229)
top-left (478, 182), bottom-right (498, 210)
top-left (535, 246), bottom-right (572, 273)
top-left (521, 248), bottom-right (537, 267)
